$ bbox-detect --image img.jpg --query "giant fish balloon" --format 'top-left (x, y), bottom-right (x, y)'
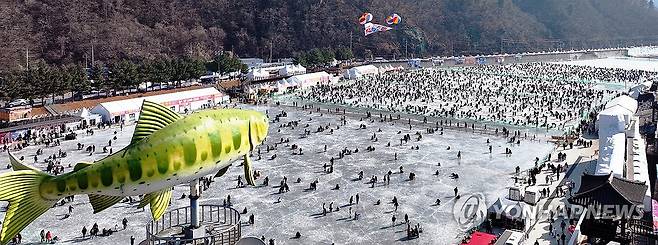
top-left (359, 12), bottom-right (373, 25)
top-left (0, 101), bottom-right (269, 244)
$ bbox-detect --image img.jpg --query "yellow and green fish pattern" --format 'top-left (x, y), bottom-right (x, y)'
top-left (0, 101), bottom-right (269, 244)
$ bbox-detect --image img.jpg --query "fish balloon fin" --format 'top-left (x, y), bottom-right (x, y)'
top-left (131, 100), bottom-right (182, 144)
top-left (139, 188), bottom-right (173, 221)
top-left (8, 152), bottom-right (49, 175)
top-left (88, 194), bottom-right (124, 214)
top-left (243, 155), bottom-right (256, 186)
top-left (73, 162), bottom-right (94, 172)
top-left (0, 170), bottom-right (57, 244)
top-left (215, 165), bottom-right (231, 178)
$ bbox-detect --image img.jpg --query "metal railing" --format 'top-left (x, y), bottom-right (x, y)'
top-left (145, 205), bottom-right (241, 245)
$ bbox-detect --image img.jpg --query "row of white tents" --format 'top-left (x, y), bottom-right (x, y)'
top-left (596, 95), bottom-right (639, 176)
top-left (249, 63), bottom-right (407, 82)
top-left (595, 89), bottom-right (652, 208)
top-left (278, 64), bottom-right (307, 76)
top-left (343, 65), bottom-right (405, 79)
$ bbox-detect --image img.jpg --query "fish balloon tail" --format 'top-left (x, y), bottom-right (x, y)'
top-left (0, 156), bottom-right (58, 245)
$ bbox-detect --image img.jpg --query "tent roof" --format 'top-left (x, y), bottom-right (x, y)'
top-left (78, 107), bottom-right (90, 117)
top-left (605, 95), bottom-right (638, 114)
top-left (288, 72), bottom-right (330, 82)
top-left (93, 87), bottom-right (222, 115)
top-left (599, 104), bottom-right (634, 117)
top-left (349, 65), bottom-right (379, 74)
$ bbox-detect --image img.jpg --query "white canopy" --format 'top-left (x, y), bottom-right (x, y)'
top-left (595, 132), bottom-right (626, 177)
top-left (295, 64), bottom-right (307, 74)
top-left (287, 72), bottom-right (331, 89)
top-left (278, 65), bottom-right (295, 76)
top-left (595, 95), bottom-right (640, 177)
top-left (77, 107), bottom-right (91, 118)
top-left (247, 68), bottom-right (270, 81)
top-left (343, 65), bottom-right (379, 79)
top-left (605, 95), bottom-right (638, 114)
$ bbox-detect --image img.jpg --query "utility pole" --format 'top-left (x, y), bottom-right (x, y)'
top-left (405, 39), bottom-right (408, 60)
top-left (25, 48), bottom-right (29, 70)
top-left (91, 44), bottom-right (95, 67)
top-left (349, 30), bottom-right (353, 54)
top-left (269, 40), bottom-right (273, 63)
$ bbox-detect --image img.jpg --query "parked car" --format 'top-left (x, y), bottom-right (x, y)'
top-left (8, 99), bottom-right (28, 107)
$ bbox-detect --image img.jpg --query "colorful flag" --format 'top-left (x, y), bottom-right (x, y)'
top-left (364, 23), bottom-right (393, 36)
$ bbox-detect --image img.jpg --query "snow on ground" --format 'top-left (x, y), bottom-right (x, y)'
top-left (0, 104), bottom-right (554, 244)
top-left (556, 57), bottom-right (658, 72)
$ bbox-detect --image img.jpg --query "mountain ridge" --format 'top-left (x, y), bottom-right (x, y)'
top-left (1, 0), bottom-right (657, 70)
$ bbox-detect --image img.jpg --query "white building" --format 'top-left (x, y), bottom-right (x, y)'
top-left (91, 87), bottom-right (229, 123)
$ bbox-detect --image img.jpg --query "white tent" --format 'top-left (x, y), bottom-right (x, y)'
top-left (595, 95), bottom-right (640, 177)
top-left (287, 72), bottom-right (331, 89)
top-left (247, 68), bottom-right (270, 81)
top-left (76, 107), bottom-right (102, 126)
top-left (343, 65), bottom-right (379, 79)
top-left (595, 132), bottom-right (626, 176)
top-left (295, 64), bottom-right (307, 74)
top-left (278, 65), bottom-right (296, 76)
top-left (276, 79), bottom-right (288, 89)
top-left (78, 107), bottom-right (90, 118)
top-left (597, 95), bottom-right (637, 133)
top-left (605, 95), bottom-right (638, 114)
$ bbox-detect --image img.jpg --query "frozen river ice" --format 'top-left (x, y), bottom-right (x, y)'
top-left (556, 57), bottom-right (658, 72)
top-left (0, 104), bottom-right (554, 244)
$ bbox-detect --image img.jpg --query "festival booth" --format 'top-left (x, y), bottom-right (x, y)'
top-left (343, 65), bottom-right (379, 79)
top-left (287, 72), bottom-right (332, 89)
top-left (76, 108), bottom-right (102, 129)
top-left (274, 79), bottom-right (290, 93)
top-left (247, 68), bottom-right (271, 81)
top-left (295, 64), bottom-right (307, 74)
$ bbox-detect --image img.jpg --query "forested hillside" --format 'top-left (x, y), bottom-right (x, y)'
top-left (1, 0), bottom-right (657, 70)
